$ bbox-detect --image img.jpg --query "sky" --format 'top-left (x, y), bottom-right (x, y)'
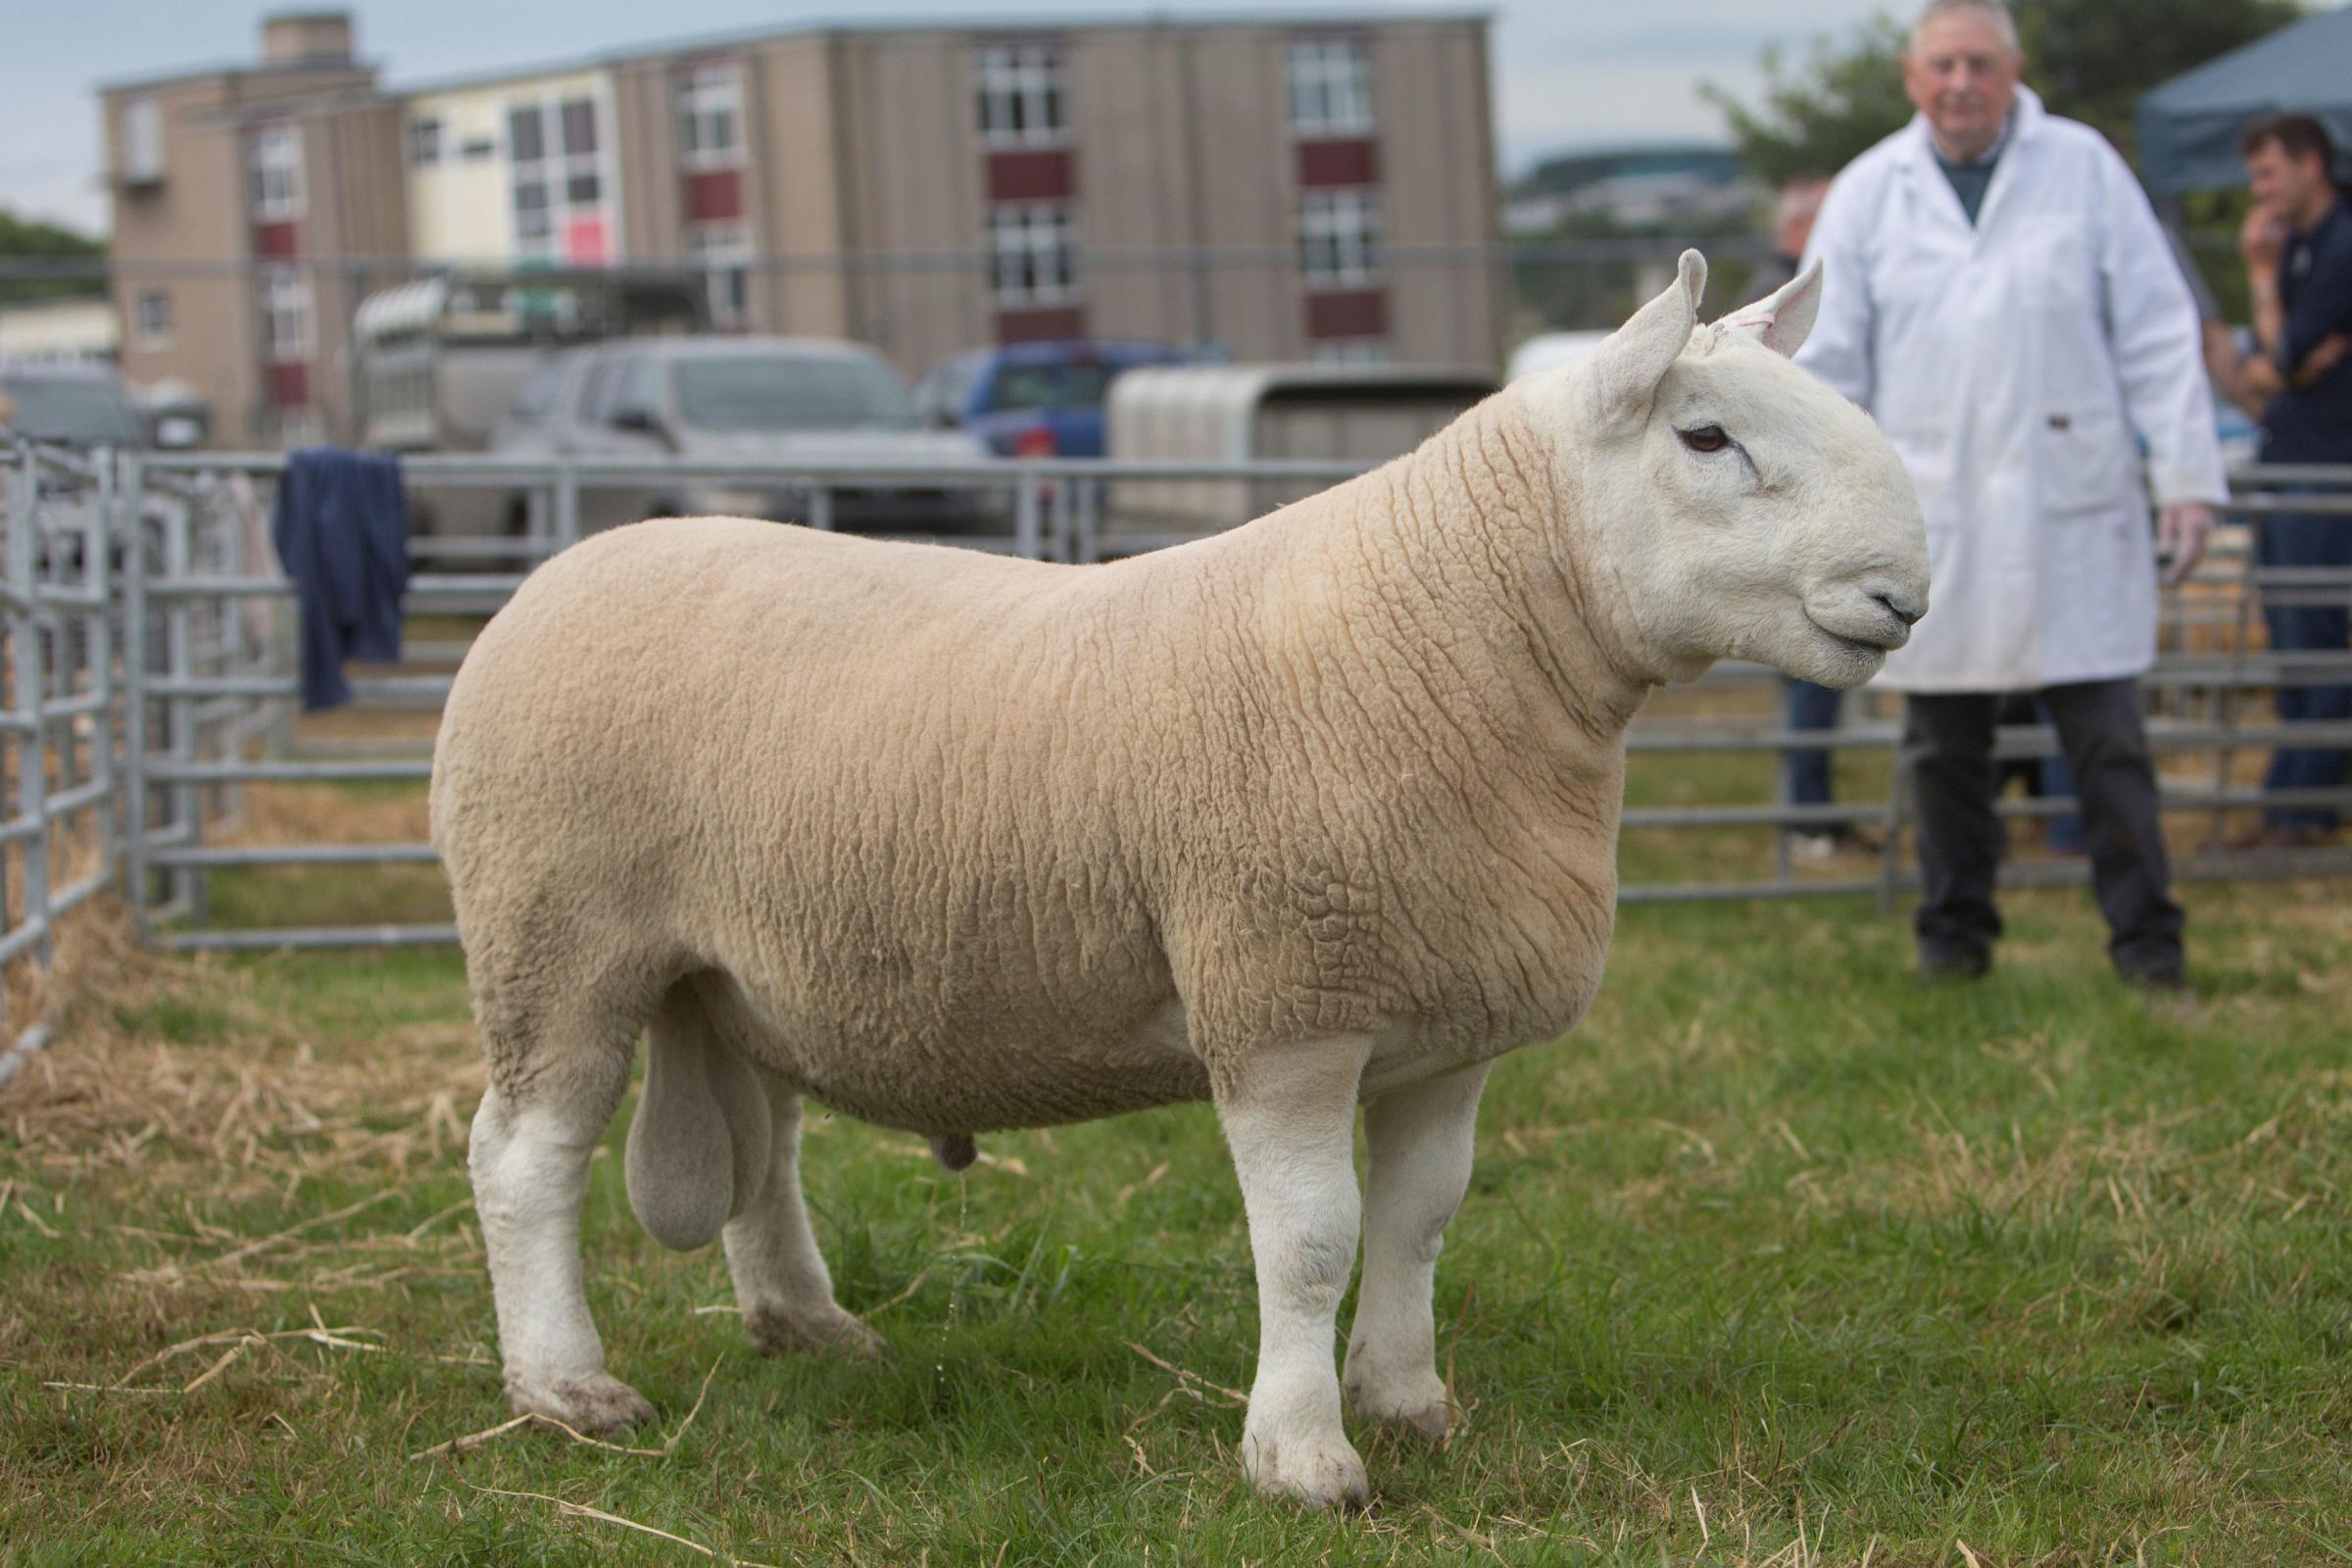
top-left (0, 1), bottom-right (1892, 236)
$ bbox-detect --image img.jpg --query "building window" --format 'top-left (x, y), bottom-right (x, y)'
top-left (677, 63), bottom-right (745, 170)
top-left (122, 97), bottom-right (165, 183)
top-left (260, 269), bottom-right (312, 362)
top-left (1310, 339), bottom-right (1388, 365)
top-left (508, 95), bottom-right (614, 262)
top-left (271, 407), bottom-right (327, 446)
top-left (408, 116), bottom-right (443, 168)
top-left (687, 221), bottom-right (753, 329)
top-left (508, 104), bottom-right (545, 164)
top-left (250, 122), bottom-right (303, 220)
top-left (1288, 38), bottom-right (1373, 136)
top-left (514, 178), bottom-right (552, 243)
top-left (1298, 188), bottom-right (1381, 289)
top-left (974, 45), bottom-right (1067, 148)
top-left (987, 204), bottom-right (1079, 306)
top-left (134, 290), bottom-right (172, 348)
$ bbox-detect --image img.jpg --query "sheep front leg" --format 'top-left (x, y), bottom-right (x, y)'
top-left (1344, 1062), bottom-right (1490, 1441)
top-left (1215, 1036), bottom-right (1374, 1509)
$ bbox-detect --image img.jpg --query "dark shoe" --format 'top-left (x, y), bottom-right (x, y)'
top-left (2226, 821), bottom-right (2336, 852)
top-left (1919, 946), bottom-right (1991, 982)
top-left (2117, 958), bottom-right (2185, 992)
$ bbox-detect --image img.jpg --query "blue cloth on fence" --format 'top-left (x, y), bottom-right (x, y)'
top-left (270, 447), bottom-right (410, 711)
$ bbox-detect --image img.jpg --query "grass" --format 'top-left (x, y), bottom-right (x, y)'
top-left (2, 773), bottom-right (2350, 1564)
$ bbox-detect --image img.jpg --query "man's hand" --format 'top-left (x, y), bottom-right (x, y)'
top-left (2239, 204), bottom-right (2285, 271)
top-left (2293, 332), bottom-right (2352, 388)
top-left (2157, 503), bottom-right (2215, 588)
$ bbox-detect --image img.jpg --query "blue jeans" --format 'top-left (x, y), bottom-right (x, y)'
top-left (1785, 678), bottom-right (1840, 808)
top-left (2258, 507), bottom-right (2352, 831)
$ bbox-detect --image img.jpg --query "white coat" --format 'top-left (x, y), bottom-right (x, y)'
top-left (1796, 85), bottom-right (2228, 692)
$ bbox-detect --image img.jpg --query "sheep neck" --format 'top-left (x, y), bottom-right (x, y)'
top-left (1317, 393), bottom-right (1653, 760)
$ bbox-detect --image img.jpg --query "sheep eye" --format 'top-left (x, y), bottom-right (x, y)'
top-left (1679, 424), bottom-right (1731, 454)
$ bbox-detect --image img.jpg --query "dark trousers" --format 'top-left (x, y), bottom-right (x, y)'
top-left (1785, 678), bottom-right (1842, 808)
top-left (1906, 679), bottom-right (2184, 978)
top-left (2257, 511), bottom-right (2352, 831)
top-left (1993, 695), bottom-right (2085, 853)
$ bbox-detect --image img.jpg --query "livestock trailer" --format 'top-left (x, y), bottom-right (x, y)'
top-left (1103, 363), bottom-right (1497, 545)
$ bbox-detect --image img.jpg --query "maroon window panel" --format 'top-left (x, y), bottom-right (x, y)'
top-left (268, 362), bottom-right (311, 407)
top-left (684, 168), bottom-right (743, 222)
top-left (253, 220), bottom-right (301, 261)
top-left (1296, 139), bottom-right (1379, 189)
top-left (997, 305), bottom-right (1087, 344)
top-left (986, 150), bottom-right (1076, 204)
top-left (1305, 288), bottom-right (1387, 340)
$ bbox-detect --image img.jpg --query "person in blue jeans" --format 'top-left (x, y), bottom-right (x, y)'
top-left (1757, 175), bottom-right (1874, 860)
top-left (2230, 114), bottom-right (2352, 847)
top-left (1784, 677), bottom-right (1869, 858)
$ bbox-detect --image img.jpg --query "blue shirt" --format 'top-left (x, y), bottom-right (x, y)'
top-left (1931, 116), bottom-right (2012, 226)
top-left (2262, 199), bottom-right (2352, 464)
top-left (1934, 148), bottom-right (2000, 225)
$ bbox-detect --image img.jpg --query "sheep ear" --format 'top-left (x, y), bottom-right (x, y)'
top-left (1718, 258), bottom-right (1823, 359)
top-left (1589, 248), bottom-right (1704, 426)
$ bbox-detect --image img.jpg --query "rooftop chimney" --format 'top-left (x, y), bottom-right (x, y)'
top-left (260, 11), bottom-right (355, 67)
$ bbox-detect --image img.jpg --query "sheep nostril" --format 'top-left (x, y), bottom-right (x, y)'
top-left (1875, 593), bottom-right (1923, 627)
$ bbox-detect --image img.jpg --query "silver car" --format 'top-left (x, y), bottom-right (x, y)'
top-left (486, 336), bottom-right (999, 536)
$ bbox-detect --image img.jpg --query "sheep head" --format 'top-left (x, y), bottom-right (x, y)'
top-left (1532, 249), bottom-right (1930, 690)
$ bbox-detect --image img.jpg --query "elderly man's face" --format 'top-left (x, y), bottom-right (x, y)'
top-left (1902, 12), bottom-right (2022, 160)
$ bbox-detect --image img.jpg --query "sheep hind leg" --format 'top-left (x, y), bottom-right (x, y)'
top-left (1343, 1061), bottom-right (1491, 1443)
top-left (722, 1068), bottom-right (886, 1362)
top-left (468, 1000), bottom-right (647, 1435)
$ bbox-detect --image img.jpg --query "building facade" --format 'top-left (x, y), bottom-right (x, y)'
top-left (103, 13), bottom-right (407, 446)
top-left (100, 11), bottom-right (1501, 446)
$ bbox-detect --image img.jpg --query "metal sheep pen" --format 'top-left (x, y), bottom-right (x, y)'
top-left (0, 445), bottom-right (2345, 1048)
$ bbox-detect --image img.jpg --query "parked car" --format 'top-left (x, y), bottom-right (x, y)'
top-left (487, 337), bottom-right (997, 535)
top-left (0, 363), bottom-right (146, 450)
top-left (913, 339), bottom-right (1196, 459)
top-left (1505, 330), bottom-right (1611, 382)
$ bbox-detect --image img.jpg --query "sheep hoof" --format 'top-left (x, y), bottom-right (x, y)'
top-left (1242, 1426), bottom-right (1370, 1510)
top-left (745, 1304), bottom-right (888, 1363)
top-left (510, 1371), bottom-right (655, 1436)
top-left (1345, 1369), bottom-right (1458, 1443)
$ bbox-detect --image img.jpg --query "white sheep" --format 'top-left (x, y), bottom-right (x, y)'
top-left (428, 252), bottom-right (1928, 1508)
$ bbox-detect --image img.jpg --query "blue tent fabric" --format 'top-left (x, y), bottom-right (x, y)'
top-left (270, 447), bottom-right (411, 711)
top-left (2137, 5), bottom-right (2352, 196)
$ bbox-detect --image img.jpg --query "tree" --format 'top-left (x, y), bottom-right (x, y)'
top-left (0, 209), bottom-right (107, 306)
top-left (2022, 0), bottom-right (2305, 158)
top-left (1705, 0), bottom-right (2305, 183)
top-left (1701, 19), bottom-right (1913, 188)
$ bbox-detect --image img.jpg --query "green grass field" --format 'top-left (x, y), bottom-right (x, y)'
top-left (3, 766), bottom-right (2349, 1564)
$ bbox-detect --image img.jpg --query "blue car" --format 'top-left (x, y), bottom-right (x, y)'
top-left (912, 339), bottom-right (1197, 458)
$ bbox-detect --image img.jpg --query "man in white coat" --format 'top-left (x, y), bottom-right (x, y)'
top-left (1796, 0), bottom-right (2227, 988)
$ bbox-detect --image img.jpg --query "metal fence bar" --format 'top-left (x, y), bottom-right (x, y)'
top-left (6, 442), bottom-right (50, 972)
top-left (147, 760), bottom-right (433, 784)
top-left (163, 499), bottom-right (199, 917)
top-left (153, 843), bottom-right (438, 867)
top-left (122, 456), bottom-right (152, 941)
top-left (162, 923), bottom-right (463, 953)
